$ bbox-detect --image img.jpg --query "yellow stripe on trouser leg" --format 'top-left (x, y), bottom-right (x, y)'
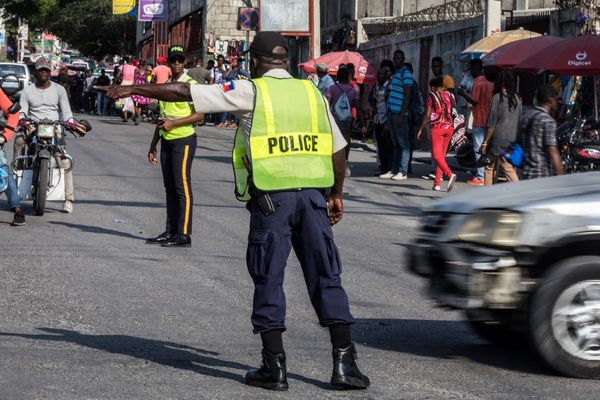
top-left (182, 145), bottom-right (191, 235)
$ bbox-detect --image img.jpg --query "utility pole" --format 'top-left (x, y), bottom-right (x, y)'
top-left (312, 0), bottom-right (321, 58)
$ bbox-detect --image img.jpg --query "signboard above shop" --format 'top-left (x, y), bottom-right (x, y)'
top-left (260, 0), bottom-right (309, 33)
top-left (138, 0), bottom-right (168, 21)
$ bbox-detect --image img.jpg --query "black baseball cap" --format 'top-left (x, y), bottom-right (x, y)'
top-left (168, 45), bottom-right (186, 61)
top-left (246, 31), bottom-right (288, 59)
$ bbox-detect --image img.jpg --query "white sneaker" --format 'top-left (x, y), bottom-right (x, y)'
top-left (391, 173), bottom-right (407, 181)
top-left (446, 174), bottom-right (457, 192)
top-left (62, 200), bottom-right (73, 214)
top-left (345, 166), bottom-right (352, 177)
top-left (379, 171), bottom-right (394, 179)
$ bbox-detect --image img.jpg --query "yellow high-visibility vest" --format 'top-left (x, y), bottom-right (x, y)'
top-left (232, 77), bottom-right (334, 201)
top-left (159, 73), bottom-right (197, 140)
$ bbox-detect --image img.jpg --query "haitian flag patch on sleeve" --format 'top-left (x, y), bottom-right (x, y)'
top-left (220, 81), bottom-right (236, 92)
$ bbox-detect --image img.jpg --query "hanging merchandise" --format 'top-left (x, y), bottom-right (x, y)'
top-left (207, 33), bottom-right (215, 54)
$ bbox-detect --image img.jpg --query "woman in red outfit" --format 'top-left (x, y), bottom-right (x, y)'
top-left (417, 76), bottom-right (457, 192)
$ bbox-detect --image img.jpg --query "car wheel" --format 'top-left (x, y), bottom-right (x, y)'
top-left (465, 310), bottom-right (525, 346)
top-left (529, 256), bottom-right (600, 379)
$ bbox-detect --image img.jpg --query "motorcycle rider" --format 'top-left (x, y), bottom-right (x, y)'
top-left (15, 58), bottom-right (76, 213)
top-left (0, 83), bottom-right (25, 226)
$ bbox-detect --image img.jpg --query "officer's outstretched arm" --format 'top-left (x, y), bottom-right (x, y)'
top-left (328, 150), bottom-right (346, 225)
top-left (98, 83), bottom-right (193, 103)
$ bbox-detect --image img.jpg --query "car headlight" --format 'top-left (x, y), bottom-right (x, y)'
top-left (456, 210), bottom-right (522, 247)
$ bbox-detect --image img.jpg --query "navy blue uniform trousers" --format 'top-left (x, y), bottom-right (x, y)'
top-left (246, 188), bottom-right (354, 333)
top-left (160, 134), bottom-right (196, 236)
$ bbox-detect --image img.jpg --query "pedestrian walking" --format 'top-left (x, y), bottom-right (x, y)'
top-left (145, 45), bottom-right (203, 248)
top-left (327, 66), bottom-right (361, 176)
top-left (132, 64), bottom-right (152, 126)
top-left (152, 57), bottom-right (172, 84)
top-left (316, 63), bottom-right (335, 96)
top-left (417, 76), bottom-right (457, 192)
top-left (0, 84), bottom-right (25, 226)
top-left (101, 31), bottom-right (370, 392)
top-left (431, 56), bottom-right (455, 94)
top-left (479, 71), bottom-right (522, 186)
top-left (95, 69), bottom-right (111, 115)
top-left (464, 59), bottom-right (493, 186)
top-left (369, 66), bottom-right (393, 174)
top-left (381, 50), bottom-right (412, 180)
top-left (520, 85), bottom-right (564, 179)
top-left (83, 69), bottom-right (96, 114)
top-left (115, 56), bottom-right (138, 123)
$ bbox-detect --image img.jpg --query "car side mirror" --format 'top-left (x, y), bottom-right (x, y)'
top-left (8, 102), bottom-right (21, 114)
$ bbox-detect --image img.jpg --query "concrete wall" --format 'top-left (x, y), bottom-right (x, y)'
top-left (359, 15), bottom-right (483, 89)
top-left (205, 0), bottom-right (255, 42)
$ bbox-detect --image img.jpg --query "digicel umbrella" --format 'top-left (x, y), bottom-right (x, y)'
top-left (299, 51), bottom-right (377, 84)
top-left (514, 35), bottom-right (600, 76)
top-left (481, 35), bottom-right (565, 69)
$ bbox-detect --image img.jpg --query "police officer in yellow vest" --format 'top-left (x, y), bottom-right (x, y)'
top-left (145, 45), bottom-right (203, 248)
top-left (101, 32), bottom-right (370, 391)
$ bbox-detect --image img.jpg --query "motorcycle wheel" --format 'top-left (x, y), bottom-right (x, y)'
top-left (34, 158), bottom-right (49, 216)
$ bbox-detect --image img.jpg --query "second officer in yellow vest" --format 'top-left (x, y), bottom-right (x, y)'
top-left (102, 32), bottom-right (370, 392)
top-left (145, 45), bottom-right (203, 248)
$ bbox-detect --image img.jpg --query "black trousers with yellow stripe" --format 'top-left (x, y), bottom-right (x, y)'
top-left (160, 134), bottom-right (196, 236)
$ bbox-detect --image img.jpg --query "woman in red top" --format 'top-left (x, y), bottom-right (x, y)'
top-left (417, 76), bottom-right (457, 192)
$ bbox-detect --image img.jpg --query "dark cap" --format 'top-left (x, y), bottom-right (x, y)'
top-left (35, 57), bottom-right (52, 71)
top-left (247, 31), bottom-right (288, 59)
top-left (168, 45), bottom-right (186, 61)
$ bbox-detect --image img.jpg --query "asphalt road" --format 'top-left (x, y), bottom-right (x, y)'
top-left (0, 115), bottom-right (597, 400)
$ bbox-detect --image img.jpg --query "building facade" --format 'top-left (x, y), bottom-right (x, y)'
top-left (137, 0), bottom-right (255, 67)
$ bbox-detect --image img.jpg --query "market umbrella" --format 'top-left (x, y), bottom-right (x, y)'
top-left (515, 35), bottom-right (600, 120)
top-left (514, 35), bottom-right (600, 76)
top-left (481, 35), bottom-right (565, 70)
top-left (461, 28), bottom-right (541, 59)
top-left (299, 51), bottom-right (377, 84)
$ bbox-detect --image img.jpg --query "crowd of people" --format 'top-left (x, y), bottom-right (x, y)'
top-left (313, 50), bottom-right (566, 191)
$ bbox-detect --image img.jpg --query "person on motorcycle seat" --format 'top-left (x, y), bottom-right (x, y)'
top-left (0, 83), bottom-right (25, 226)
top-left (15, 58), bottom-right (76, 213)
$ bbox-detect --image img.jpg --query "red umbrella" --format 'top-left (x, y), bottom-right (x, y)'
top-left (299, 51), bottom-right (377, 84)
top-left (482, 35), bottom-right (565, 70)
top-left (514, 35), bottom-right (600, 76)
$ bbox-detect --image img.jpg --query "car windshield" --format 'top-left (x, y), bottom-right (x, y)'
top-left (0, 64), bottom-right (27, 78)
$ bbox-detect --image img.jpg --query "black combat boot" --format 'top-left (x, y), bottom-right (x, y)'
top-left (245, 350), bottom-right (288, 391)
top-left (331, 343), bottom-right (370, 389)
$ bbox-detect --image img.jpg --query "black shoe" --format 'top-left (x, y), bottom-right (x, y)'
top-left (161, 234), bottom-right (191, 248)
top-left (145, 232), bottom-right (172, 244)
top-left (245, 350), bottom-right (288, 391)
top-left (331, 344), bottom-right (370, 390)
top-left (11, 210), bottom-right (26, 227)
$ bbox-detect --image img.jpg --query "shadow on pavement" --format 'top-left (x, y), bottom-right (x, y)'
top-left (0, 328), bottom-right (331, 388)
top-left (353, 318), bottom-right (554, 377)
top-left (49, 221), bottom-right (145, 240)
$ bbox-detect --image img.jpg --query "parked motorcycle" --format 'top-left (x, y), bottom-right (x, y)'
top-left (557, 117), bottom-right (600, 173)
top-left (12, 117), bottom-right (91, 215)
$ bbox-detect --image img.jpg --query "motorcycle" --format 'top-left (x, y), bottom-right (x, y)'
top-left (557, 117), bottom-right (600, 173)
top-left (12, 117), bottom-right (91, 215)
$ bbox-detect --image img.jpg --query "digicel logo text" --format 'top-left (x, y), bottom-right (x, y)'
top-left (568, 60), bottom-right (592, 66)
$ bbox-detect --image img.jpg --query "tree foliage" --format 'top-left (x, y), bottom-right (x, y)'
top-left (0, 0), bottom-right (137, 59)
